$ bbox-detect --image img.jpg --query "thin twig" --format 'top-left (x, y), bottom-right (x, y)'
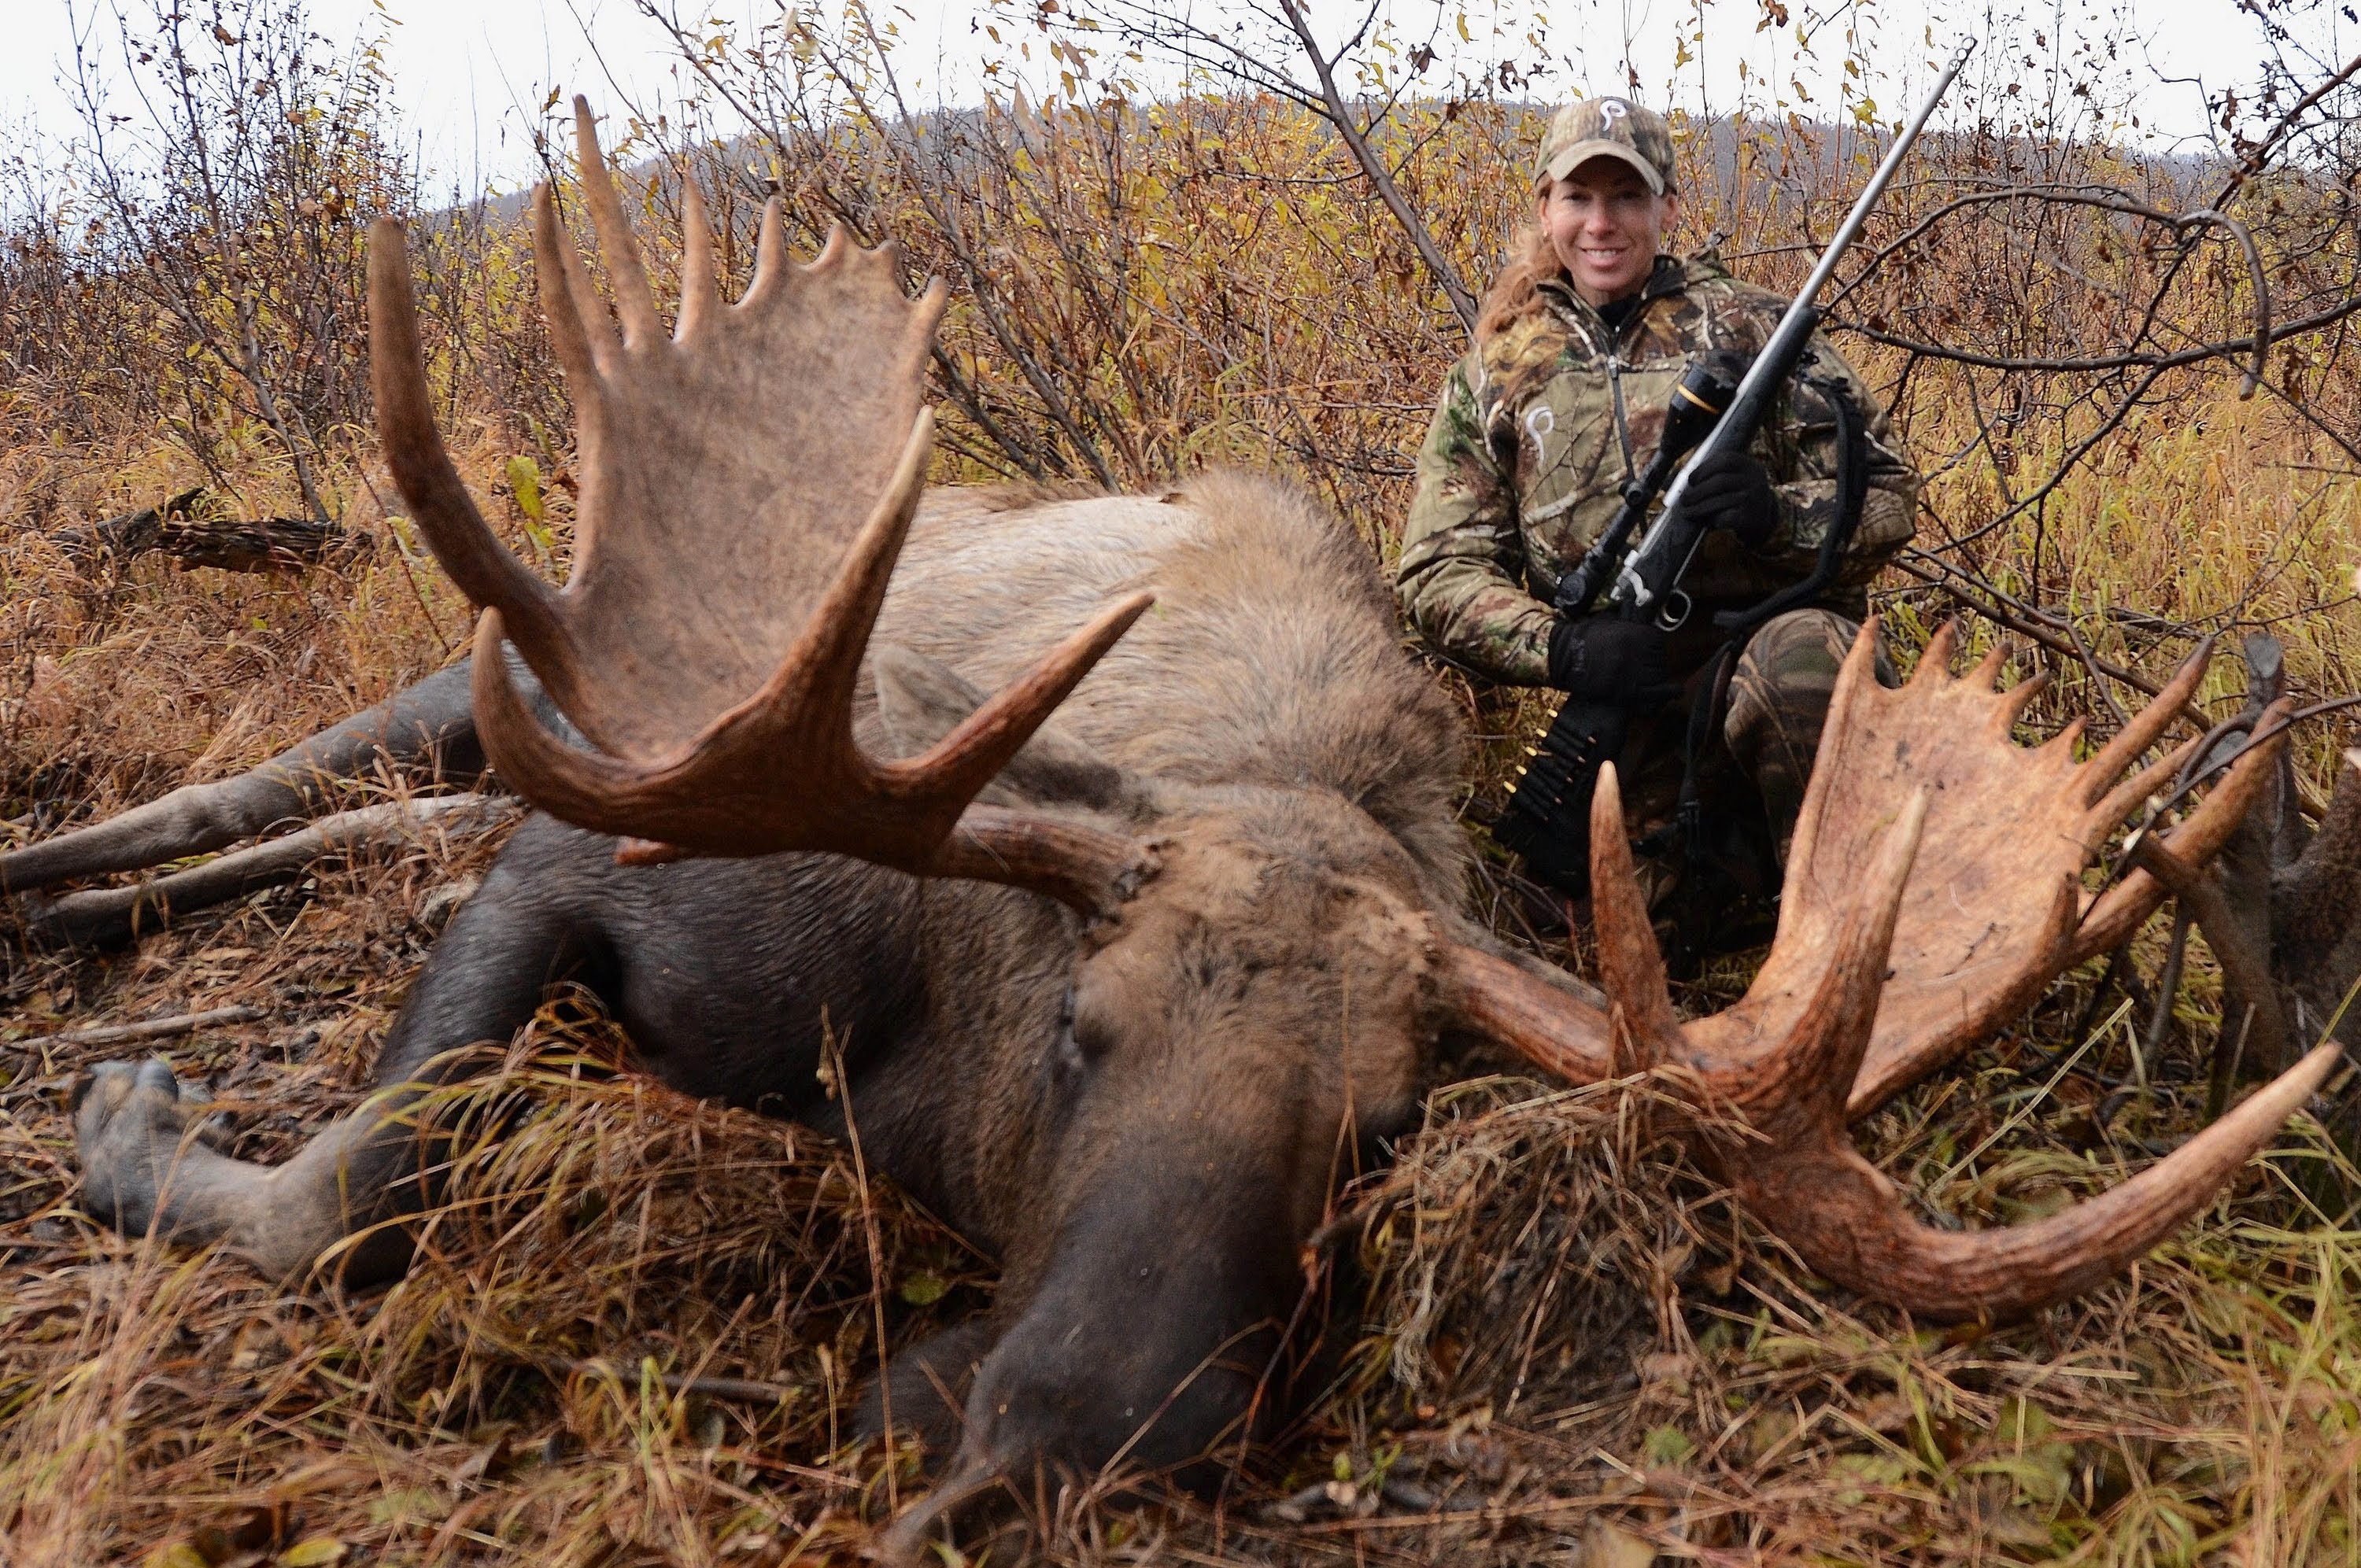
top-left (2132, 695), bottom-right (2361, 828)
top-left (2130, 836), bottom-right (2293, 1084)
top-left (1270, 0), bottom-right (1477, 332)
top-left (6, 1004), bottom-right (265, 1055)
top-left (1892, 551), bottom-right (2209, 730)
top-left (2145, 908), bottom-right (2192, 1066)
top-left (2209, 50), bottom-right (2361, 208)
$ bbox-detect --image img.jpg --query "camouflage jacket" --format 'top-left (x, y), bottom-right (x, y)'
top-left (1396, 254), bottom-right (1919, 685)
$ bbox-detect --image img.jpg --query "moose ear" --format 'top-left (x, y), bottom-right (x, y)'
top-left (873, 645), bottom-right (1156, 817)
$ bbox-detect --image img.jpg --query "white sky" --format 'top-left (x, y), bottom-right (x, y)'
top-left (0, 0), bottom-right (2341, 193)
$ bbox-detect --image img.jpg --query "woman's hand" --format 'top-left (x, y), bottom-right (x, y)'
top-left (1683, 448), bottom-right (1781, 548)
top-left (1546, 614), bottom-right (1679, 706)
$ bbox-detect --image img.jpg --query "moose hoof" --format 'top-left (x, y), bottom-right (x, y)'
top-left (72, 1056), bottom-right (202, 1235)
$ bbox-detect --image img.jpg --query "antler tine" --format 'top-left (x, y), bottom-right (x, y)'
top-left (1912, 618), bottom-right (1960, 682)
top-left (1990, 670), bottom-right (2050, 736)
top-left (570, 96), bottom-right (662, 346)
top-left (1430, 941), bottom-right (1616, 1083)
top-left (933, 805), bottom-right (1158, 916)
top-left (1780, 613), bottom-right (1890, 883)
top-left (2087, 730), bottom-right (2204, 832)
top-left (729, 392), bottom-right (1151, 815)
top-left (756, 409), bottom-right (939, 762)
top-left (743, 197), bottom-right (788, 306)
top-left (1750, 1040), bottom-right (2338, 1320)
top-left (886, 589), bottom-right (1158, 802)
top-left (367, 218), bottom-right (577, 708)
top-left (2077, 640), bottom-right (2214, 807)
top-left (1587, 763), bottom-right (1682, 1057)
top-left (531, 185), bottom-right (612, 404)
top-left (466, 611), bottom-right (672, 836)
top-left (1713, 791), bottom-right (1928, 1121)
top-left (676, 172), bottom-right (717, 345)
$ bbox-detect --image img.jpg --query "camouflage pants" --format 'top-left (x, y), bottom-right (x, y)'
top-left (1619, 607), bottom-right (1890, 915)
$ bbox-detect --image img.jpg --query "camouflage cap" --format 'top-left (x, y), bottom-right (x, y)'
top-left (1532, 97), bottom-right (1676, 195)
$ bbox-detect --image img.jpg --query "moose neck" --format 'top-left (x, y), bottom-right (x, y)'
top-left (879, 478), bottom-right (1472, 910)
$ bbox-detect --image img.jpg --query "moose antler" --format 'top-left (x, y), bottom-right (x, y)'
top-left (1791, 620), bottom-right (2289, 1114)
top-left (1587, 764), bottom-right (2335, 1317)
top-left (368, 100), bottom-right (1151, 903)
top-left (1439, 619), bottom-right (2333, 1318)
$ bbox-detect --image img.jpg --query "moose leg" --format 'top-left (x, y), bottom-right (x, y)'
top-left (73, 847), bottom-right (602, 1282)
top-left (2280, 750), bottom-right (2361, 1048)
top-left (24, 794), bottom-right (519, 950)
top-left (858, 1316), bottom-right (1000, 1456)
top-left (2, 651), bottom-right (559, 896)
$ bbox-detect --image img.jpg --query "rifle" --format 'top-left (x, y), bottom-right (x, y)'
top-left (1495, 40), bottom-right (1975, 896)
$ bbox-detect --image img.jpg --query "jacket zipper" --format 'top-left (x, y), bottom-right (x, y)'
top-left (1605, 351), bottom-right (1636, 486)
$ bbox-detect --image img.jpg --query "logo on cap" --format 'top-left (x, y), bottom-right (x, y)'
top-left (1533, 94), bottom-right (1676, 194)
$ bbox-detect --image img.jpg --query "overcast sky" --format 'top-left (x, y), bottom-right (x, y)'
top-left (0, 0), bottom-right (2341, 194)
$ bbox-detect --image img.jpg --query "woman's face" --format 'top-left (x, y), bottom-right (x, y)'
top-left (1540, 159), bottom-right (1678, 306)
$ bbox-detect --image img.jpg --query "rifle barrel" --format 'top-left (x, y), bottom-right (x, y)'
top-left (1614, 37), bottom-right (1978, 614)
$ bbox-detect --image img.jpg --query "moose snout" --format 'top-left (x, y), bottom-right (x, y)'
top-left (955, 1297), bottom-right (1274, 1486)
top-left (959, 1293), bottom-right (1275, 1482)
top-left (947, 1171), bottom-right (1302, 1489)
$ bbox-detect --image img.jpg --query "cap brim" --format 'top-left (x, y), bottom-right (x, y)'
top-left (1538, 141), bottom-right (1666, 195)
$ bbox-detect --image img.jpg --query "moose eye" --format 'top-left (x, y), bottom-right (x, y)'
top-left (1054, 986), bottom-right (1088, 1075)
top-left (1055, 983), bottom-right (1119, 1075)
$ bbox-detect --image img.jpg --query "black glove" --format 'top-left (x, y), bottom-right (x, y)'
top-left (1682, 448), bottom-right (1781, 548)
top-left (1546, 614), bottom-right (1679, 707)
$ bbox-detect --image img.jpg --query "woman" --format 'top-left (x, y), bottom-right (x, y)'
top-left (1397, 95), bottom-right (1920, 927)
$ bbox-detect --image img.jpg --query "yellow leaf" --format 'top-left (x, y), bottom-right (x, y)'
top-left (1640, 1423), bottom-right (1695, 1467)
top-left (142, 1547), bottom-right (209, 1568)
top-left (368, 1488), bottom-right (447, 1526)
top-left (505, 455), bottom-right (545, 522)
top-left (279, 1543), bottom-right (350, 1567)
top-left (1580, 1519), bottom-right (1656, 1568)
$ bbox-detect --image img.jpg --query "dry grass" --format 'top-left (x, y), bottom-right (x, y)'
top-left (1348, 1067), bottom-right (2361, 1565)
top-left (6, 891), bottom-right (2357, 1564)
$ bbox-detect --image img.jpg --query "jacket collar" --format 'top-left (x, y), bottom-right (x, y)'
top-left (1537, 253), bottom-right (1690, 335)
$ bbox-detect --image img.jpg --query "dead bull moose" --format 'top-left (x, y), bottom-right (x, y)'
top-left (35, 102), bottom-right (2346, 1544)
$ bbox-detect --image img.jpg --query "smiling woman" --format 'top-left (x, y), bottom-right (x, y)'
top-left (1394, 94), bottom-right (1925, 953)
top-left (1534, 107), bottom-right (1678, 306)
